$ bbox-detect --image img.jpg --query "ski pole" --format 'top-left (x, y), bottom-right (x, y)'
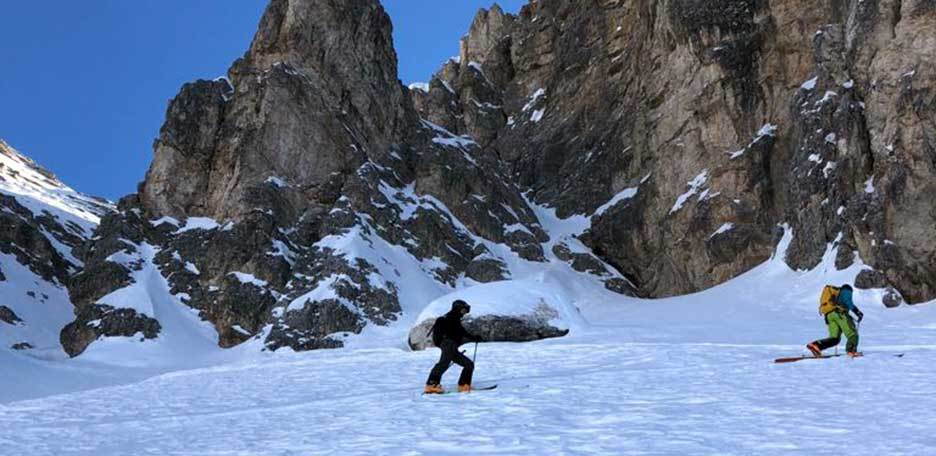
top-left (472, 342), bottom-right (478, 364)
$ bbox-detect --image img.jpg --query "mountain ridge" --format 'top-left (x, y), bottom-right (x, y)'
top-left (4, 0), bottom-right (933, 359)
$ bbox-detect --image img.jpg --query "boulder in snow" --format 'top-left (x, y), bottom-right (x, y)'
top-left (407, 278), bottom-right (580, 350)
top-left (855, 269), bottom-right (888, 290)
top-left (408, 302), bottom-right (569, 351)
top-left (0, 305), bottom-right (22, 325)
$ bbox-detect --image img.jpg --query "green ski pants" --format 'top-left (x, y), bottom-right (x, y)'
top-left (814, 310), bottom-right (859, 353)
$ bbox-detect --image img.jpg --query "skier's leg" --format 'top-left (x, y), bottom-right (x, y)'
top-left (815, 313), bottom-right (843, 350)
top-left (452, 349), bottom-right (475, 386)
top-left (842, 314), bottom-right (859, 353)
top-left (426, 343), bottom-right (454, 385)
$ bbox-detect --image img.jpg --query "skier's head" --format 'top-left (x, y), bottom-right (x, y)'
top-left (451, 299), bottom-right (471, 316)
top-left (841, 284), bottom-right (853, 291)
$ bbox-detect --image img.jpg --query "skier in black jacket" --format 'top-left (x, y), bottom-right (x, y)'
top-left (424, 300), bottom-right (482, 394)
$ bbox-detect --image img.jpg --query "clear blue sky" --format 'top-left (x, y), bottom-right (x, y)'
top-left (0, 0), bottom-right (525, 200)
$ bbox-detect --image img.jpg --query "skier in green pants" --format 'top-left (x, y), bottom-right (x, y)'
top-left (808, 284), bottom-right (864, 358)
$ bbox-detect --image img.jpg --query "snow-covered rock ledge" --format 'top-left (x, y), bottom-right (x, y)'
top-left (407, 278), bottom-right (578, 350)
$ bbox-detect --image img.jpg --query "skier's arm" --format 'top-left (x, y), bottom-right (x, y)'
top-left (840, 292), bottom-right (863, 322)
top-left (851, 304), bottom-right (863, 322)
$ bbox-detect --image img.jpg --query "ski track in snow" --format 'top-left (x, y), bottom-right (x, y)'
top-left (2, 338), bottom-right (936, 455)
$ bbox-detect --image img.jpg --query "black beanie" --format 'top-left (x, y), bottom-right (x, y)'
top-left (452, 300), bottom-right (470, 313)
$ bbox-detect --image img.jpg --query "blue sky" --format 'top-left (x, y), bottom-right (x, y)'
top-left (0, 0), bottom-right (525, 200)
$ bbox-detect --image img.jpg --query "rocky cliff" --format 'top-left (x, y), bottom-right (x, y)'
top-left (61, 0), bottom-right (935, 356)
top-left (414, 0), bottom-right (934, 305)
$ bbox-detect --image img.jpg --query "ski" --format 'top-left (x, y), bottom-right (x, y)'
top-left (471, 384), bottom-right (498, 391)
top-left (774, 354), bottom-right (843, 363)
top-left (774, 353), bottom-right (904, 363)
top-left (439, 385), bottom-right (497, 395)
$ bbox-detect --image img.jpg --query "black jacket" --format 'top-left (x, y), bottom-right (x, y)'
top-left (434, 311), bottom-right (479, 346)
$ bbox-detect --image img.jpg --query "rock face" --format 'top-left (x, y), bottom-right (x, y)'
top-left (61, 0), bottom-right (936, 356)
top-left (63, 0), bottom-right (623, 356)
top-left (415, 0), bottom-right (936, 303)
top-left (140, 0), bottom-right (412, 221)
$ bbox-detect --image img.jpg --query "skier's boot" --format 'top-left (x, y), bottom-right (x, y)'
top-left (847, 352), bottom-right (863, 358)
top-left (458, 384), bottom-right (472, 393)
top-left (424, 384), bottom-right (444, 394)
top-left (806, 342), bottom-right (822, 357)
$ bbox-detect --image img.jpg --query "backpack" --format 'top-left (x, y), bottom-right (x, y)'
top-left (428, 316), bottom-right (446, 346)
top-left (818, 285), bottom-right (842, 316)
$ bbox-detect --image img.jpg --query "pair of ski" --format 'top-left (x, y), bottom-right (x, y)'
top-left (774, 352), bottom-right (904, 363)
top-left (424, 384), bottom-right (498, 395)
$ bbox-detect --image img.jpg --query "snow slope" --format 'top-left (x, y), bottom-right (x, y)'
top-left (0, 139), bottom-right (108, 238)
top-left (2, 228), bottom-right (936, 455)
top-left (79, 242), bottom-right (224, 368)
top-left (0, 253), bottom-right (76, 358)
top-left (0, 140), bottom-right (112, 356)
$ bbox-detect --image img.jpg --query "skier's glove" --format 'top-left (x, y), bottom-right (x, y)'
top-left (854, 309), bottom-right (864, 323)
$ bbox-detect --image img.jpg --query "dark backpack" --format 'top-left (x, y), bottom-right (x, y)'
top-left (428, 316), bottom-right (445, 346)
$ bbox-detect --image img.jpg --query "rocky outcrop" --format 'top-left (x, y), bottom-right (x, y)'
top-left (60, 306), bottom-right (161, 357)
top-left (0, 305), bottom-right (22, 325)
top-left (0, 193), bottom-right (79, 285)
top-left (140, 0), bottom-right (413, 222)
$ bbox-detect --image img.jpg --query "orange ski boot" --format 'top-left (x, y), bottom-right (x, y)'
top-left (847, 352), bottom-right (863, 358)
top-left (806, 343), bottom-right (823, 357)
top-left (458, 384), bottom-right (472, 393)
top-left (424, 384), bottom-right (444, 394)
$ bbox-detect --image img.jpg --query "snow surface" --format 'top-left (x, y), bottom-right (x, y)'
top-left (670, 170), bottom-right (709, 213)
top-left (150, 216), bottom-right (180, 227)
top-left (286, 274), bottom-right (350, 312)
top-left (728, 123), bottom-right (777, 160)
top-left (710, 222), bottom-right (735, 238)
top-left (3, 228), bottom-right (936, 454)
top-left (175, 217), bottom-right (226, 233)
top-left (265, 176), bottom-right (288, 188)
top-left (0, 253), bottom-right (74, 359)
top-left (422, 120), bottom-right (479, 161)
top-left (407, 82), bottom-right (430, 93)
top-left (0, 141), bottom-right (108, 232)
top-left (229, 271), bottom-right (269, 288)
top-left (801, 77), bottom-right (818, 90)
top-left (817, 91), bottom-right (838, 105)
top-left (823, 161), bottom-right (837, 178)
top-left (593, 186), bottom-right (639, 216)
top-left (82, 241), bottom-right (221, 368)
top-left (522, 88), bottom-right (546, 112)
